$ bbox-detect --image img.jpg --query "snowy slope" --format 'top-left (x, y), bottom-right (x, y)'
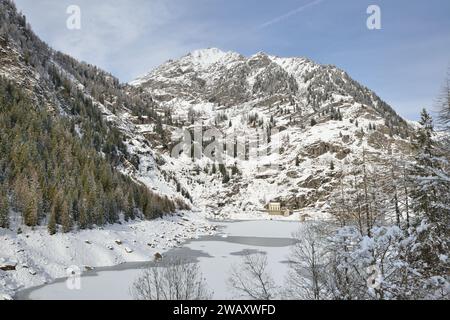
top-left (0, 2), bottom-right (198, 298)
top-left (131, 48), bottom-right (415, 219)
top-left (0, 212), bottom-right (214, 299)
top-left (0, 10), bottom-right (417, 298)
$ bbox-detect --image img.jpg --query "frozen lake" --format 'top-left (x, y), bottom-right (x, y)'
top-left (18, 220), bottom-right (302, 300)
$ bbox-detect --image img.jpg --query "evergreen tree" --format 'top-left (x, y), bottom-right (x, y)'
top-left (0, 185), bottom-right (9, 229)
top-left (125, 191), bottom-right (134, 221)
top-left (70, 199), bottom-right (80, 224)
top-left (78, 201), bottom-right (88, 230)
top-left (410, 109), bottom-right (441, 216)
top-left (0, 78), bottom-right (178, 234)
top-left (23, 193), bottom-right (39, 227)
top-left (48, 204), bottom-right (57, 235)
top-left (60, 197), bottom-right (72, 233)
top-left (409, 109), bottom-right (450, 280)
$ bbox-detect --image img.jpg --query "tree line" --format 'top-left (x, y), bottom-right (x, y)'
top-left (284, 78), bottom-right (450, 300)
top-left (0, 78), bottom-right (178, 234)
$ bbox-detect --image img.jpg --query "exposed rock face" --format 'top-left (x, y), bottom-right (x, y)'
top-left (0, 0), bottom-right (416, 219)
top-left (131, 48), bottom-right (415, 217)
top-left (210, 63), bottom-right (251, 106)
top-left (154, 252), bottom-right (163, 261)
top-left (303, 142), bottom-right (350, 159)
top-left (300, 175), bottom-right (331, 189)
top-left (0, 262), bottom-right (17, 271)
top-left (252, 62), bottom-right (298, 97)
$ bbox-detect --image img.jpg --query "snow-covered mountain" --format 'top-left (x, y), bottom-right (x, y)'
top-left (132, 48), bottom-right (402, 116)
top-left (0, 0), bottom-right (416, 225)
top-left (0, 0), bottom-right (419, 298)
top-left (130, 48), bottom-right (414, 219)
top-left (0, 1), bottom-right (186, 206)
top-left (0, 0), bottom-right (210, 298)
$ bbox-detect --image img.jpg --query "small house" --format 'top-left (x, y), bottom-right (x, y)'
top-left (267, 202), bottom-right (292, 217)
top-left (268, 202), bottom-right (281, 213)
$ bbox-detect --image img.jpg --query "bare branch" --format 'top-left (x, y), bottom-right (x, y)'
top-left (228, 251), bottom-right (277, 300)
top-left (130, 258), bottom-right (212, 300)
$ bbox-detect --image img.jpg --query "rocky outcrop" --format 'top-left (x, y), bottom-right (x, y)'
top-left (0, 261), bottom-right (17, 271)
top-left (129, 48), bottom-right (415, 216)
top-left (303, 142), bottom-right (351, 159)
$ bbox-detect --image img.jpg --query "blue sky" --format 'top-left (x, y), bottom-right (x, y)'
top-left (13, 0), bottom-right (450, 120)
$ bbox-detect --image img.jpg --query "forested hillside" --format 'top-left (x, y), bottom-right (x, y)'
top-left (0, 77), bottom-right (177, 234)
top-left (0, 0), bottom-right (182, 234)
top-left (130, 45), bottom-right (450, 299)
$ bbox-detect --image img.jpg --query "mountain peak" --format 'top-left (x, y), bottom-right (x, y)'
top-left (189, 47), bottom-right (227, 57)
top-left (251, 51), bottom-right (269, 58)
top-left (186, 47), bottom-right (242, 69)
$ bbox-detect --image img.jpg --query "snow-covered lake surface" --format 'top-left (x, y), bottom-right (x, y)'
top-left (18, 220), bottom-right (302, 300)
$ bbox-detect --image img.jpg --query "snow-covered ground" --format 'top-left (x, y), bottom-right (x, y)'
top-left (0, 211), bottom-right (214, 300)
top-left (0, 43), bottom-right (417, 300)
top-left (18, 220), bottom-right (302, 300)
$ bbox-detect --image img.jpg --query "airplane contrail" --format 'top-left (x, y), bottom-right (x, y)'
top-left (258, 0), bottom-right (324, 29)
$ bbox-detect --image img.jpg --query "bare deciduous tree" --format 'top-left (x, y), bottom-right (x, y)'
top-left (228, 251), bottom-right (277, 300)
top-left (437, 69), bottom-right (450, 129)
top-left (283, 223), bottom-right (329, 300)
top-left (131, 258), bottom-right (212, 300)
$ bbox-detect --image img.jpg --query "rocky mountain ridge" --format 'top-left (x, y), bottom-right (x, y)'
top-left (130, 48), bottom-right (415, 218)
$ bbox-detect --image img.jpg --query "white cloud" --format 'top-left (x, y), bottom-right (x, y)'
top-left (14, 0), bottom-right (219, 81)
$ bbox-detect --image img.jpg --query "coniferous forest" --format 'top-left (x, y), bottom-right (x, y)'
top-left (0, 0), bottom-right (183, 235)
top-left (0, 77), bottom-right (177, 234)
top-left (0, 0), bottom-right (448, 302)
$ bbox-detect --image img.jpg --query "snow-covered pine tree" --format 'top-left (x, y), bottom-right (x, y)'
top-left (410, 109), bottom-right (449, 225)
top-left (408, 108), bottom-right (450, 298)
